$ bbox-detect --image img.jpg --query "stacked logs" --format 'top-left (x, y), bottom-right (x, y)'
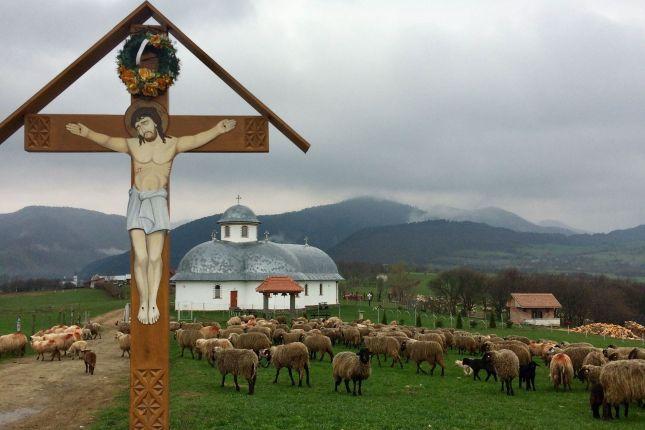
top-left (570, 323), bottom-right (640, 340)
top-left (624, 321), bottom-right (645, 338)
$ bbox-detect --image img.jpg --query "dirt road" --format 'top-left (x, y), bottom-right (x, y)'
top-left (0, 309), bottom-right (129, 429)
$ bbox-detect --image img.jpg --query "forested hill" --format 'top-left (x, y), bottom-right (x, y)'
top-left (329, 220), bottom-right (645, 276)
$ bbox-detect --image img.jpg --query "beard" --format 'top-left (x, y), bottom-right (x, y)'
top-left (141, 129), bottom-right (158, 142)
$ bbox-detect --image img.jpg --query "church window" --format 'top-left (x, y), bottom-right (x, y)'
top-left (304, 283), bottom-right (308, 296)
top-left (213, 285), bottom-right (221, 299)
top-left (241, 225), bottom-right (248, 238)
top-left (224, 225), bottom-right (230, 237)
top-left (319, 283), bottom-right (323, 295)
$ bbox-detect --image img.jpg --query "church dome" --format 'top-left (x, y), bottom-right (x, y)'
top-left (171, 240), bottom-right (343, 282)
top-left (218, 205), bottom-right (260, 224)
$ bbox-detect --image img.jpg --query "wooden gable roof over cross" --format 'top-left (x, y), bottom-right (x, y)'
top-left (0, 1), bottom-right (310, 153)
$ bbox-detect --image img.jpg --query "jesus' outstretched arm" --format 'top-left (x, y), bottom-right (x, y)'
top-left (65, 122), bottom-right (129, 153)
top-left (175, 119), bottom-right (236, 153)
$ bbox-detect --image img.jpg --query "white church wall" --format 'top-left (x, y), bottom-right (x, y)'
top-left (220, 224), bottom-right (258, 243)
top-left (175, 280), bottom-right (339, 311)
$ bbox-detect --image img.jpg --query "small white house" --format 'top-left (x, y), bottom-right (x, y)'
top-left (171, 204), bottom-right (343, 312)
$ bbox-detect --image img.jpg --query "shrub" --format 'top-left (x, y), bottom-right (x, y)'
top-left (415, 313), bottom-right (422, 327)
top-left (381, 310), bottom-right (388, 325)
top-left (456, 314), bottom-right (463, 329)
top-left (469, 320), bottom-right (478, 328)
top-left (435, 319), bottom-right (444, 328)
top-left (505, 320), bottom-right (514, 329)
top-left (489, 312), bottom-right (497, 328)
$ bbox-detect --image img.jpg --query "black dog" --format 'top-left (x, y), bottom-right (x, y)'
top-left (462, 357), bottom-right (497, 382)
top-left (519, 361), bottom-right (538, 391)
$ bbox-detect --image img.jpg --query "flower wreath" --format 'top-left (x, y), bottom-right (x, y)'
top-left (116, 32), bottom-right (180, 97)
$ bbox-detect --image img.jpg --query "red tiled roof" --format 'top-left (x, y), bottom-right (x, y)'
top-left (256, 276), bottom-right (304, 294)
top-left (509, 293), bottom-right (561, 309)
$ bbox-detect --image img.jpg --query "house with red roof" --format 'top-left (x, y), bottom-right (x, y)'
top-left (506, 293), bottom-right (561, 326)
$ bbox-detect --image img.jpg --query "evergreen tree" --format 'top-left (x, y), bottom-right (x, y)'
top-left (489, 312), bottom-right (497, 328)
top-left (381, 310), bottom-right (388, 325)
top-left (456, 314), bottom-right (463, 329)
top-left (415, 313), bottom-right (422, 327)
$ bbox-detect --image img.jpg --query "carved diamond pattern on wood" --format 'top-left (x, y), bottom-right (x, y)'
top-left (26, 116), bottom-right (50, 148)
top-left (132, 368), bottom-right (165, 430)
top-left (244, 118), bottom-right (267, 148)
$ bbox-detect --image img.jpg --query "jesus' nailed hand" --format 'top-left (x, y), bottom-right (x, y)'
top-left (65, 110), bottom-right (236, 325)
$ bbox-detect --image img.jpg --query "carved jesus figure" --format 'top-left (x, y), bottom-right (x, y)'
top-left (66, 106), bottom-right (235, 324)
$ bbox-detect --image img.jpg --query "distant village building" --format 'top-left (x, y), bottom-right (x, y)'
top-left (89, 274), bottom-right (131, 289)
top-left (507, 293), bottom-right (561, 326)
top-left (171, 204), bottom-right (343, 312)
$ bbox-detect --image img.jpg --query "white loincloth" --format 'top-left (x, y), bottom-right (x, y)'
top-left (126, 186), bottom-right (170, 234)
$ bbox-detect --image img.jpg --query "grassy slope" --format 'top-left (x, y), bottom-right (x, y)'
top-left (92, 302), bottom-right (644, 430)
top-left (0, 289), bottom-right (127, 335)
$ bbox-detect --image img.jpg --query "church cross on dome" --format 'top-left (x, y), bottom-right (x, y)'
top-left (236, 194), bottom-right (242, 205)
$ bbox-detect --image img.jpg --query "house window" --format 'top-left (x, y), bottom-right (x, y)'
top-left (213, 285), bottom-right (221, 299)
top-left (224, 225), bottom-right (230, 237)
top-left (304, 284), bottom-right (308, 296)
top-left (319, 283), bottom-right (323, 295)
top-left (241, 225), bottom-right (248, 238)
top-left (531, 310), bottom-right (543, 319)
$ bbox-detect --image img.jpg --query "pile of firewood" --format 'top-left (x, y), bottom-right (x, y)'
top-left (571, 322), bottom-right (641, 340)
top-left (624, 321), bottom-right (645, 338)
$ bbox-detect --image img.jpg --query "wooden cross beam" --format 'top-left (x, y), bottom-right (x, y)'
top-left (0, 3), bottom-right (312, 430)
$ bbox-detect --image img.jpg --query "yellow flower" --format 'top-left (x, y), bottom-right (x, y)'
top-left (138, 67), bottom-right (153, 80)
top-left (149, 34), bottom-right (163, 47)
top-left (142, 82), bottom-right (159, 97)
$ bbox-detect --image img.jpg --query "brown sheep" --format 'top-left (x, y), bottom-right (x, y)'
top-left (563, 346), bottom-right (601, 374)
top-left (364, 336), bottom-right (402, 368)
top-left (416, 333), bottom-right (445, 351)
top-left (195, 338), bottom-right (233, 361)
top-left (579, 364), bottom-right (604, 391)
top-left (0, 333), bottom-right (28, 358)
top-left (483, 349), bottom-right (519, 395)
top-left (175, 329), bottom-right (203, 358)
top-left (628, 348), bottom-right (645, 360)
top-left (264, 342), bottom-right (310, 387)
top-left (199, 325), bottom-right (220, 339)
top-left (332, 348), bottom-right (372, 396)
top-left (484, 341), bottom-right (531, 366)
top-left (114, 331), bottom-right (131, 358)
top-left (229, 332), bottom-right (271, 355)
top-left (404, 340), bottom-right (445, 376)
top-left (247, 326), bottom-right (271, 339)
top-left (115, 321), bottom-right (130, 334)
top-left (282, 332), bottom-right (305, 345)
top-left (304, 334), bottom-right (334, 362)
top-left (596, 359), bottom-right (645, 419)
top-left (341, 326), bottom-right (361, 348)
top-left (82, 349), bottom-right (96, 375)
top-left (211, 347), bottom-right (258, 395)
top-left (455, 335), bottom-right (477, 355)
top-left (550, 353), bottom-right (574, 391)
top-left (219, 326), bottom-right (244, 339)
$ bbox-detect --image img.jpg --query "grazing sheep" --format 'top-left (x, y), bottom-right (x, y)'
top-left (211, 347), bottom-right (258, 395)
top-left (461, 357), bottom-right (497, 382)
top-left (195, 338), bottom-right (233, 361)
top-left (563, 346), bottom-right (601, 373)
top-left (115, 321), bottom-right (130, 334)
top-left (484, 341), bottom-right (531, 367)
top-left (219, 327), bottom-right (244, 339)
top-left (455, 335), bottom-right (477, 355)
top-left (332, 348), bottom-right (372, 396)
top-left (505, 335), bottom-right (530, 345)
top-left (81, 328), bottom-right (93, 340)
top-left (404, 341), bottom-right (445, 376)
top-left (282, 332), bottom-right (305, 345)
top-left (176, 329), bottom-right (204, 358)
top-left (247, 326), bottom-right (271, 339)
top-left (324, 316), bottom-right (343, 328)
top-left (579, 364), bottom-right (604, 391)
top-left (272, 328), bottom-right (287, 344)
top-left (483, 349), bottom-right (520, 395)
top-left (519, 361), bottom-right (538, 391)
top-left (590, 383), bottom-right (605, 419)
top-left (84, 322), bottom-right (102, 339)
top-left (439, 330), bottom-right (454, 349)
top-left (341, 326), bottom-right (361, 348)
top-left (0, 333), bottom-right (28, 358)
top-left (227, 316), bottom-right (242, 327)
top-left (364, 336), bottom-right (402, 368)
top-left (264, 342), bottom-right (311, 387)
top-left (67, 340), bottom-right (88, 359)
top-left (304, 334), bottom-right (334, 362)
top-left (628, 348), bottom-right (645, 360)
top-left (596, 359), bottom-right (645, 419)
top-left (550, 353), bottom-right (574, 391)
top-left (114, 331), bottom-right (131, 358)
top-left (31, 339), bottom-right (60, 361)
top-left (82, 350), bottom-right (96, 375)
top-left (416, 333), bottom-right (445, 351)
top-left (229, 332), bottom-right (271, 355)
top-left (169, 321), bottom-right (181, 331)
top-left (199, 325), bottom-right (221, 339)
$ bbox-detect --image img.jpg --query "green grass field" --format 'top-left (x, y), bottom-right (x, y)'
top-left (0, 288), bottom-right (127, 336)
top-left (91, 302), bottom-right (645, 430)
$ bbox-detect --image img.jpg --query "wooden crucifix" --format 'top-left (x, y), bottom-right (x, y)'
top-left (0, 3), bottom-right (310, 429)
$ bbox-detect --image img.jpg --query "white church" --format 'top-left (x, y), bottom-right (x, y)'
top-left (172, 204), bottom-right (343, 312)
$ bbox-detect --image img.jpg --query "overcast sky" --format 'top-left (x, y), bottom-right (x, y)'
top-left (2, 0), bottom-right (645, 232)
